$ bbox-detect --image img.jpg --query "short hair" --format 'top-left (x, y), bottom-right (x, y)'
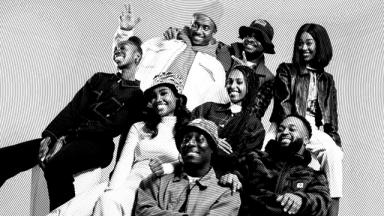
top-left (292, 23), bottom-right (333, 68)
top-left (282, 114), bottom-right (312, 139)
top-left (117, 36), bottom-right (143, 57)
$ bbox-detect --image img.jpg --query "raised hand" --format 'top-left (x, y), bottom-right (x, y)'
top-left (119, 3), bottom-right (141, 31)
top-left (231, 51), bottom-right (249, 67)
top-left (276, 193), bottom-right (303, 214)
top-left (45, 136), bottom-right (66, 162)
top-left (163, 27), bottom-right (181, 40)
top-left (38, 137), bottom-right (51, 168)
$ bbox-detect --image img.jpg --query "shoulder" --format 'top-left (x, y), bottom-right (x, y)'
top-left (142, 37), bottom-right (186, 51)
top-left (86, 72), bottom-right (116, 87)
top-left (276, 62), bottom-right (298, 77)
top-left (217, 41), bottom-right (230, 50)
top-left (256, 62), bottom-right (274, 80)
top-left (322, 70), bottom-right (335, 80)
top-left (89, 72), bottom-right (114, 81)
top-left (192, 102), bottom-right (223, 115)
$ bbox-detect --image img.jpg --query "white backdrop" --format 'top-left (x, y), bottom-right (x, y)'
top-left (1, 0), bottom-right (383, 215)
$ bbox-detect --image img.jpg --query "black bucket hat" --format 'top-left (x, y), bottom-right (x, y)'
top-left (239, 19), bottom-right (275, 54)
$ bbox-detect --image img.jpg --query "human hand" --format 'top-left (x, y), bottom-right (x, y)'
top-left (219, 173), bottom-right (242, 194)
top-left (231, 51), bottom-right (249, 67)
top-left (38, 137), bottom-right (51, 168)
top-left (149, 158), bottom-right (164, 176)
top-left (163, 27), bottom-right (181, 40)
top-left (276, 193), bottom-right (302, 214)
top-left (119, 3), bottom-right (141, 31)
top-left (306, 142), bottom-right (326, 155)
top-left (45, 136), bottom-right (66, 163)
top-left (218, 138), bottom-right (233, 155)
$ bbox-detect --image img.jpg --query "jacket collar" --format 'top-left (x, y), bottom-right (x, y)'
top-left (173, 167), bottom-right (216, 190)
top-left (213, 103), bottom-right (231, 113)
top-left (297, 66), bottom-right (325, 78)
top-left (115, 72), bottom-right (140, 87)
top-left (265, 140), bottom-right (312, 166)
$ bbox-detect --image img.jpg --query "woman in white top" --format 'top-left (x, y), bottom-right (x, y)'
top-left (48, 72), bottom-right (190, 216)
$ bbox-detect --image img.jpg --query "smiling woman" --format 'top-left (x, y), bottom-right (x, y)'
top-left (1, 1), bottom-right (383, 216)
top-left (45, 72), bottom-right (191, 216)
top-left (192, 65), bottom-right (265, 181)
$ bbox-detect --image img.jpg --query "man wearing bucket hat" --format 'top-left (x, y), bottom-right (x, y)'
top-left (228, 19), bottom-right (276, 119)
top-left (114, 1), bottom-right (229, 111)
top-left (135, 118), bottom-right (241, 216)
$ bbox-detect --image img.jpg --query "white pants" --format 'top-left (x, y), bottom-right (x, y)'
top-left (263, 123), bottom-right (343, 198)
top-left (46, 180), bottom-right (139, 216)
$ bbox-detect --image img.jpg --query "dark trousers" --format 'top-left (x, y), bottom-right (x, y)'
top-left (327, 198), bottom-right (340, 216)
top-left (0, 136), bottom-right (115, 211)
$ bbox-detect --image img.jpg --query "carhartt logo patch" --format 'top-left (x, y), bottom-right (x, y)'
top-left (297, 182), bottom-right (304, 188)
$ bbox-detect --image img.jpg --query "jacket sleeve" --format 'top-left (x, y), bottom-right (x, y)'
top-left (270, 63), bottom-right (295, 123)
top-left (216, 42), bottom-right (232, 73)
top-left (135, 176), bottom-right (188, 216)
top-left (294, 172), bottom-right (331, 216)
top-left (252, 78), bottom-right (275, 119)
top-left (191, 102), bottom-right (212, 120)
top-left (206, 190), bottom-right (241, 216)
top-left (323, 77), bottom-right (341, 147)
top-left (237, 113), bottom-right (265, 155)
top-left (42, 73), bottom-right (100, 141)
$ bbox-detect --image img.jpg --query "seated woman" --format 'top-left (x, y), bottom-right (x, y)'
top-left (47, 72), bottom-right (190, 216)
top-left (268, 23), bottom-right (343, 216)
top-left (191, 65), bottom-right (265, 190)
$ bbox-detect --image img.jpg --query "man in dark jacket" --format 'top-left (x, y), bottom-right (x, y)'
top-left (238, 114), bottom-right (330, 216)
top-left (0, 36), bottom-right (145, 210)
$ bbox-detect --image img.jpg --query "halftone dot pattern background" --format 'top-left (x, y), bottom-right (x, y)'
top-left (1, 0), bottom-right (384, 215)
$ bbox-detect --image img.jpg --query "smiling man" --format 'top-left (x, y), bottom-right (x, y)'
top-left (135, 118), bottom-right (241, 216)
top-left (0, 36), bottom-right (145, 211)
top-left (115, 2), bottom-right (228, 111)
top-left (238, 114), bottom-right (330, 216)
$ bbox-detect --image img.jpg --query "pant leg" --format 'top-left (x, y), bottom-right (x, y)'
top-left (327, 198), bottom-right (340, 216)
top-left (92, 185), bottom-right (137, 216)
top-left (310, 130), bottom-right (343, 198)
top-left (43, 137), bottom-right (114, 210)
top-left (0, 138), bottom-right (41, 187)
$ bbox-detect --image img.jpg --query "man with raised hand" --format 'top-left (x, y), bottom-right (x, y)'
top-left (115, 2), bottom-right (229, 111)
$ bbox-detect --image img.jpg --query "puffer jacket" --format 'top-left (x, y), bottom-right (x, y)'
top-left (270, 63), bottom-right (341, 147)
top-left (238, 140), bottom-right (330, 216)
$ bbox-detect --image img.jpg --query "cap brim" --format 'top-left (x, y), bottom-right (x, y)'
top-left (143, 83), bottom-right (187, 106)
top-left (239, 26), bottom-right (275, 54)
top-left (181, 125), bottom-right (218, 151)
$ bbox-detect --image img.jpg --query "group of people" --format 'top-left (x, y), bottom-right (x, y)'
top-left (0, 1), bottom-right (343, 216)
